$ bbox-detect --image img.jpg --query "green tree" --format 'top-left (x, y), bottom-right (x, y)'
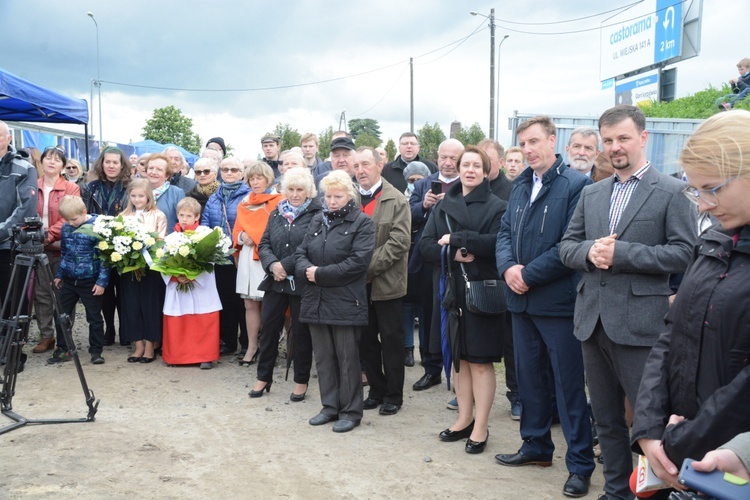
top-left (455, 122), bottom-right (486, 146)
top-left (354, 131), bottom-right (381, 148)
top-left (348, 118), bottom-right (382, 142)
top-left (384, 138), bottom-right (397, 163)
top-left (639, 85), bottom-right (750, 119)
top-left (417, 122), bottom-right (446, 163)
top-left (273, 123), bottom-right (301, 150)
top-left (142, 105), bottom-right (202, 154)
top-left (318, 126), bottom-right (334, 159)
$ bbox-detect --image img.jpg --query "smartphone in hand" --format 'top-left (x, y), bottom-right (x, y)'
top-left (678, 458), bottom-right (749, 500)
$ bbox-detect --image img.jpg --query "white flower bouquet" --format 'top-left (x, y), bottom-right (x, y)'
top-left (75, 214), bottom-right (160, 280)
top-left (149, 226), bottom-right (233, 291)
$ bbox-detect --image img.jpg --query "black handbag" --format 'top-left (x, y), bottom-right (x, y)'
top-left (459, 262), bottom-right (507, 316)
top-left (443, 213), bottom-right (506, 316)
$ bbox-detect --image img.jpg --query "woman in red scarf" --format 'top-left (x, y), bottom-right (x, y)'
top-left (232, 161), bottom-right (282, 366)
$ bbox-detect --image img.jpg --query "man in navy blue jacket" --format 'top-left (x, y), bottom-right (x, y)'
top-left (495, 116), bottom-right (595, 498)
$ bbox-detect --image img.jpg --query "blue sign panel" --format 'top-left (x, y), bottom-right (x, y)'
top-left (654, 0), bottom-right (682, 63)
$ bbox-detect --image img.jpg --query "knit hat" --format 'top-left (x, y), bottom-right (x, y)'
top-left (206, 137), bottom-right (226, 156)
top-left (403, 161), bottom-right (430, 179)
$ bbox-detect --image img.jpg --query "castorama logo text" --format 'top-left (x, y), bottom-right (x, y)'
top-left (609, 16), bottom-right (653, 44)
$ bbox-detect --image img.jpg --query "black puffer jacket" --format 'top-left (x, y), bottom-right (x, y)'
top-left (631, 224), bottom-right (750, 464)
top-left (257, 198), bottom-right (322, 296)
top-left (294, 206), bottom-right (375, 326)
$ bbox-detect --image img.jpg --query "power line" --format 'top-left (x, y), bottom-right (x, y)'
top-left (99, 24), bottom-right (486, 94)
top-left (496, 0), bottom-right (687, 36)
top-left (495, 1), bottom-right (642, 25)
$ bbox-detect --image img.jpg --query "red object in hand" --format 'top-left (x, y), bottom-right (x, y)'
top-left (630, 468), bottom-right (657, 498)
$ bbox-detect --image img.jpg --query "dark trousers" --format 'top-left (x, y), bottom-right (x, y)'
top-left (310, 323), bottom-right (363, 422)
top-left (583, 322), bottom-right (652, 500)
top-left (55, 277), bottom-right (104, 354)
top-left (256, 291), bottom-right (312, 385)
top-left (0, 249), bottom-right (31, 320)
top-left (360, 297), bottom-right (405, 406)
top-left (101, 272), bottom-right (121, 339)
top-left (503, 311), bottom-right (518, 402)
top-left (417, 263), bottom-right (441, 376)
top-left (512, 313), bottom-right (595, 476)
top-left (119, 271), bottom-right (164, 343)
top-left (215, 264), bottom-right (247, 351)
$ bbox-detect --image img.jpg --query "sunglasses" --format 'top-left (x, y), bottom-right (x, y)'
top-left (44, 146), bottom-right (66, 154)
top-left (194, 169), bottom-right (213, 176)
top-left (220, 167), bottom-right (242, 174)
top-left (65, 166), bottom-right (79, 170)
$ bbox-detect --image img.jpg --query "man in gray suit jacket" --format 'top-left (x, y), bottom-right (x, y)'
top-left (559, 105), bottom-right (696, 500)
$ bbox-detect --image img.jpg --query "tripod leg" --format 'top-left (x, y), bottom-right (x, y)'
top-left (1, 252), bottom-right (99, 435)
top-left (37, 261), bottom-right (99, 421)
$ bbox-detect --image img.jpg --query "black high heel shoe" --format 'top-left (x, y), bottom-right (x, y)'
top-left (465, 431), bottom-right (489, 454)
top-left (249, 381), bottom-right (272, 398)
top-left (290, 385), bottom-right (308, 402)
top-left (238, 350), bottom-right (259, 367)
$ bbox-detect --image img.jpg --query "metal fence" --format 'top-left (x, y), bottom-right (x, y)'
top-left (507, 112), bottom-right (703, 175)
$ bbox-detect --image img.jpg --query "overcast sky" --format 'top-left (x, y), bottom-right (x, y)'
top-left (1, 0), bottom-right (741, 159)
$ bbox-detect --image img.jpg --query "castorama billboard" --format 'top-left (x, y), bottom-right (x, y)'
top-left (600, 0), bottom-right (682, 81)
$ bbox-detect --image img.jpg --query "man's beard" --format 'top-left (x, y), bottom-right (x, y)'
top-left (609, 153), bottom-right (630, 170)
top-left (568, 156), bottom-right (594, 172)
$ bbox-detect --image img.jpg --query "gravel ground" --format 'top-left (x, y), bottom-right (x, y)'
top-left (0, 306), bottom-right (606, 499)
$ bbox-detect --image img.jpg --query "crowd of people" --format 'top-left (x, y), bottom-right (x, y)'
top-left (1, 102), bottom-right (749, 498)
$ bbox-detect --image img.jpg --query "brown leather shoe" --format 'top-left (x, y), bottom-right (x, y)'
top-left (32, 337), bottom-right (55, 353)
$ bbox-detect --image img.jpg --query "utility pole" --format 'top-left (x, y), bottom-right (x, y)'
top-left (410, 57), bottom-right (414, 133)
top-left (489, 8), bottom-right (496, 140)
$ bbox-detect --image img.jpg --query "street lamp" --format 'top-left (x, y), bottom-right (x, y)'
top-left (470, 9), bottom-right (495, 140)
top-left (496, 35), bottom-right (510, 141)
top-left (87, 11), bottom-right (103, 144)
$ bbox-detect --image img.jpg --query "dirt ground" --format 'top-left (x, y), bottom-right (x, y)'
top-left (0, 307), bottom-right (607, 499)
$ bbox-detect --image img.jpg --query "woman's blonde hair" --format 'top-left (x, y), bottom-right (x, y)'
top-left (680, 110), bottom-right (750, 181)
top-left (280, 168), bottom-right (316, 199)
top-left (319, 170), bottom-right (358, 205)
top-left (243, 159), bottom-right (275, 186)
top-left (121, 178), bottom-right (157, 214)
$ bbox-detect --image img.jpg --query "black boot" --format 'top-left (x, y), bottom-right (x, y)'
top-left (404, 347), bottom-right (415, 367)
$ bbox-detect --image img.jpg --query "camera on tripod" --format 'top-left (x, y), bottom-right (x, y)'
top-left (12, 216), bottom-right (45, 248)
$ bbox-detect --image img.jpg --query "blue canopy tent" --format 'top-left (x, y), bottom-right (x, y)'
top-left (0, 67), bottom-right (90, 164)
top-left (129, 140), bottom-right (200, 166)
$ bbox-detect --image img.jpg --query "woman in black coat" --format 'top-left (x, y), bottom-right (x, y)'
top-left (295, 170), bottom-right (375, 433)
top-left (249, 168), bottom-right (322, 401)
top-left (632, 110), bottom-right (750, 488)
top-left (420, 145), bottom-right (507, 454)
top-left (80, 147), bottom-right (131, 346)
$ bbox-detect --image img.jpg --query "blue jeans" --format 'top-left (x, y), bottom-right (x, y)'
top-left (402, 301), bottom-right (416, 348)
top-left (715, 87), bottom-right (750, 107)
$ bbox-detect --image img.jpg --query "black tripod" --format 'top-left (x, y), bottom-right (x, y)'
top-left (0, 238), bottom-right (98, 435)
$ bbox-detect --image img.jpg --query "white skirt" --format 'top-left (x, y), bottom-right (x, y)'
top-left (235, 244), bottom-right (265, 300)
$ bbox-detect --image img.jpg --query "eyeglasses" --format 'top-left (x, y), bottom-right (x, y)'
top-left (194, 169), bottom-right (213, 176)
top-left (65, 166), bottom-right (79, 170)
top-left (44, 146), bottom-right (65, 154)
top-left (683, 174), bottom-right (740, 208)
top-left (400, 141), bottom-right (418, 147)
top-left (220, 167), bottom-right (242, 174)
